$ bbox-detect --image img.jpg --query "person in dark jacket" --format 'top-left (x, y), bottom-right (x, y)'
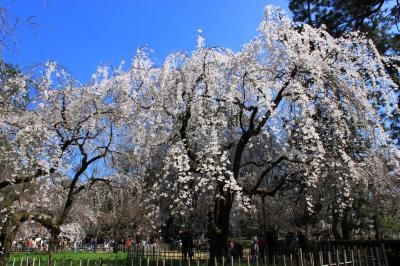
top-left (181, 231), bottom-right (194, 259)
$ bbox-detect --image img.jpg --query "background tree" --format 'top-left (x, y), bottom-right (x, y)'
top-left (289, 0), bottom-right (400, 143)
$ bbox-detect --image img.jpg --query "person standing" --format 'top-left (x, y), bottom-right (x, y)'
top-left (250, 237), bottom-right (258, 260)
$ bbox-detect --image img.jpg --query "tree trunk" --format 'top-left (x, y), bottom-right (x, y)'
top-left (332, 215), bottom-right (343, 240)
top-left (207, 186), bottom-right (232, 266)
top-left (373, 215), bottom-right (382, 240)
top-left (0, 214), bottom-right (21, 266)
top-left (341, 209), bottom-right (353, 240)
top-left (0, 228), bottom-right (18, 266)
top-left (48, 227), bottom-right (60, 265)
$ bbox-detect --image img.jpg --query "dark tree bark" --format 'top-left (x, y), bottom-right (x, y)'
top-left (207, 184), bottom-right (232, 266)
top-left (341, 209), bottom-right (353, 240)
top-left (47, 226), bottom-right (60, 265)
top-left (332, 215), bottom-right (343, 240)
top-left (373, 214), bottom-right (382, 240)
top-left (0, 214), bottom-right (21, 266)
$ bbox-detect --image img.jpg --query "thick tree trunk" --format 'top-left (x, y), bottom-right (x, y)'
top-left (341, 210), bottom-right (353, 240)
top-left (373, 215), bottom-right (382, 240)
top-left (207, 186), bottom-right (232, 266)
top-left (48, 227), bottom-right (60, 265)
top-left (332, 215), bottom-right (343, 240)
top-left (0, 215), bottom-right (21, 266)
top-left (0, 229), bottom-right (18, 266)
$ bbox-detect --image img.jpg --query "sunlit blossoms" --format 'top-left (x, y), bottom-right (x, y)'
top-left (0, 4), bottom-right (399, 264)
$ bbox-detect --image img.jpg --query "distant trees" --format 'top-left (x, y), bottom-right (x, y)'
top-left (289, 0), bottom-right (400, 144)
top-left (289, 0), bottom-right (400, 55)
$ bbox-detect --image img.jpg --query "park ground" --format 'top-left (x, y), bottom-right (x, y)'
top-left (8, 252), bottom-right (280, 266)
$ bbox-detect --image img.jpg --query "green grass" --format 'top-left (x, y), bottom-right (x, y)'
top-left (9, 252), bottom-right (127, 266)
top-left (8, 253), bottom-right (285, 266)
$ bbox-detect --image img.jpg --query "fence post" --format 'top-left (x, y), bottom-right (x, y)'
top-left (38, 257), bottom-right (41, 266)
top-left (247, 255), bottom-right (249, 266)
top-left (336, 249), bottom-right (340, 266)
top-left (318, 251), bottom-right (323, 266)
top-left (310, 252), bottom-right (315, 266)
top-left (328, 251), bottom-right (332, 266)
top-left (289, 254), bottom-right (293, 266)
top-left (381, 244), bottom-right (388, 266)
top-left (363, 249), bottom-right (368, 266)
top-left (283, 255), bottom-right (286, 266)
top-left (298, 248), bottom-right (304, 266)
top-left (351, 249), bottom-right (355, 266)
top-left (375, 247), bottom-right (381, 266)
top-left (369, 247), bottom-right (376, 266)
top-left (356, 249), bottom-right (361, 266)
top-left (12, 257), bottom-right (16, 266)
top-left (79, 258), bottom-right (82, 266)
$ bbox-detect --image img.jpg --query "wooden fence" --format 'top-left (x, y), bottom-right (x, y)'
top-left (128, 245), bottom-right (389, 266)
top-left (9, 240), bottom-right (400, 266)
top-left (7, 248), bottom-right (391, 266)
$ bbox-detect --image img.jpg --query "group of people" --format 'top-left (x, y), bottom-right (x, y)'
top-left (228, 240), bottom-right (243, 258)
top-left (248, 230), bottom-right (279, 261)
top-left (12, 230), bottom-right (310, 258)
top-left (85, 235), bottom-right (164, 253)
top-left (12, 237), bottom-right (46, 252)
top-left (285, 230), bottom-right (307, 254)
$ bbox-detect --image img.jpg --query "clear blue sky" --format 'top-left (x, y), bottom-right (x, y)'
top-left (3, 0), bottom-right (290, 82)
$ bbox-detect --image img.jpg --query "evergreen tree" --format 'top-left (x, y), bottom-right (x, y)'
top-left (289, 0), bottom-right (400, 143)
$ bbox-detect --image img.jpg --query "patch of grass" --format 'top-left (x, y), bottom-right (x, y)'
top-left (8, 253), bottom-right (286, 266)
top-left (9, 252), bottom-right (128, 266)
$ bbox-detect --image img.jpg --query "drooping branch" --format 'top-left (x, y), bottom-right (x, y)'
top-left (232, 67), bottom-right (298, 179)
top-left (251, 170), bottom-right (305, 197)
top-left (247, 156), bottom-right (288, 197)
top-left (74, 177), bottom-right (114, 195)
top-left (0, 167), bottom-right (55, 190)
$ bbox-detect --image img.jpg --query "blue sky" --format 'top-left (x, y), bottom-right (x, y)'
top-left (3, 0), bottom-right (289, 82)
